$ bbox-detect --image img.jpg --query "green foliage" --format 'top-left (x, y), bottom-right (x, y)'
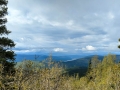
top-left (0, 0), bottom-right (16, 75)
top-left (65, 67), bottom-right (88, 77)
top-left (85, 54), bottom-right (120, 90)
top-left (0, 54), bottom-right (120, 90)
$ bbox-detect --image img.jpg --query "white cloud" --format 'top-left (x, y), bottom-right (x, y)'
top-left (82, 45), bottom-right (96, 51)
top-left (53, 48), bottom-right (65, 52)
top-left (14, 50), bottom-right (31, 53)
top-left (6, 0), bottom-right (120, 54)
top-left (66, 20), bottom-right (74, 26)
top-left (7, 8), bottom-right (33, 25)
top-left (108, 12), bottom-right (114, 19)
top-left (21, 38), bottom-right (24, 41)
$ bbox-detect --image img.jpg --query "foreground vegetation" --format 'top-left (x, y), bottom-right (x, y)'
top-left (0, 54), bottom-right (120, 90)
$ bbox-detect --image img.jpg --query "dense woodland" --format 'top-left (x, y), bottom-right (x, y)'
top-left (0, 54), bottom-right (120, 90)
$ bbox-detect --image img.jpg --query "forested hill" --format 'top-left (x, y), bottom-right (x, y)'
top-left (63, 55), bottom-right (104, 68)
top-left (63, 55), bottom-right (120, 68)
top-left (16, 54), bottom-right (120, 68)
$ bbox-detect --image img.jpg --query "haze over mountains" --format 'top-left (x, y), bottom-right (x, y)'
top-left (15, 54), bottom-right (100, 62)
top-left (15, 53), bottom-right (120, 67)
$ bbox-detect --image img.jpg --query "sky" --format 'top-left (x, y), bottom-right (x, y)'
top-left (6, 0), bottom-right (120, 55)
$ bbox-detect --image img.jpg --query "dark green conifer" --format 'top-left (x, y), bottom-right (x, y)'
top-left (0, 0), bottom-right (16, 74)
top-left (118, 38), bottom-right (120, 48)
top-left (87, 59), bottom-right (92, 73)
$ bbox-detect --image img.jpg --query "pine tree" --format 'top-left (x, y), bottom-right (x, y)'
top-left (0, 0), bottom-right (15, 74)
top-left (87, 59), bottom-right (92, 74)
top-left (118, 38), bottom-right (120, 48)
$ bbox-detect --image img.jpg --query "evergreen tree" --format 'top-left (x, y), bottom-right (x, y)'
top-left (87, 59), bottom-right (92, 74)
top-left (118, 38), bottom-right (120, 48)
top-left (0, 0), bottom-right (15, 74)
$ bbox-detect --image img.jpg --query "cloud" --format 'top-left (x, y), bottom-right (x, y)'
top-left (6, 0), bottom-right (120, 54)
top-left (7, 8), bottom-right (33, 25)
top-left (53, 48), bottom-right (66, 52)
top-left (108, 12), bottom-right (115, 19)
top-left (82, 45), bottom-right (96, 51)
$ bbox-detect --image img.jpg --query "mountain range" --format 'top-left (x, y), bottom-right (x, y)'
top-left (15, 54), bottom-right (120, 68)
top-left (15, 54), bottom-right (120, 77)
top-left (15, 54), bottom-right (88, 62)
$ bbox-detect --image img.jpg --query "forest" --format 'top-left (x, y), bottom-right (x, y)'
top-left (0, 54), bottom-right (120, 90)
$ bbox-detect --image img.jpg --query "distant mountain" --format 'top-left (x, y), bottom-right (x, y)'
top-left (63, 55), bottom-right (120, 68)
top-left (15, 54), bottom-right (88, 62)
top-left (15, 54), bottom-right (48, 62)
top-left (62, 55), bottom-right (104, 68)
top-left (115, 55), bottom-right (120, 63)
top-left (15, 54), bottom-right (120, 67)
top-left (15, 54), bottom-right (73, 62)
top-left (15, 54), bottom-right (120, 77)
